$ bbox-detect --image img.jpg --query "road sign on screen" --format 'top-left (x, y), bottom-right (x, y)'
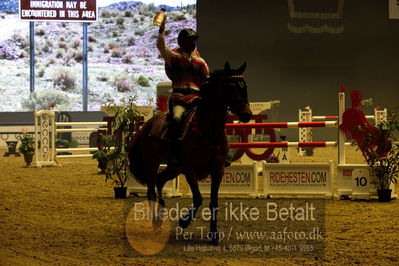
top-left (19, 0), bottom-right (98, 22)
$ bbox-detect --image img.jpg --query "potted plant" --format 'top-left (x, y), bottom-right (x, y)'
top-left (17, 128), bottom-right (35, 167)
top-left (362, 110), bottom-right (399, 202)
top-left (102, 97), bottom-right (143, 199)
top-left (92, 134), bottom-right (113, 174)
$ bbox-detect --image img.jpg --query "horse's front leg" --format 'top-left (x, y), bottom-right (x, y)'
top-left (156, 165), bottom-right (180, 207)
top-left (179, 173), bottom-right (202, 229)
top-left (209, 170), bottom-right (222, 245)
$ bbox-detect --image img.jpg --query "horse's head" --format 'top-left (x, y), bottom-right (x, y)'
top-left (222, 62), bottom-right (252, 123)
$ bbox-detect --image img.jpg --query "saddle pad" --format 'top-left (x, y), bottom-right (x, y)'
top-left (149, 114), bottom-right (169, 140)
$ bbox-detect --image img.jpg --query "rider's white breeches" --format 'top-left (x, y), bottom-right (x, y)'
top-left (173, 105), bottom-right (185, 122)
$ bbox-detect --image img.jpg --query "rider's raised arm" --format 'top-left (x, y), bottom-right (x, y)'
top-left (157, 19), bottom-right (172, 65)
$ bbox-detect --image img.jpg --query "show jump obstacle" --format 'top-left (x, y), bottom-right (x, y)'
top-left (191, 91), bottom-right (395, 199)
top-left (32, 91), bottom-right (396, 200)
top-left (32, 109), bottom-right (181, 197)
top-left (298, 105), bottom-right (387, 156)
top-left (33, 110), bottom-right (109, 167)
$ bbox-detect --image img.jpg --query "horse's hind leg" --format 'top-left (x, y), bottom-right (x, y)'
top-left (156, 166), bottom-right (180, 207)
top-left (143, 160), bottom-right (164, 228)
top-left (144, 160), bottom-right (160, 203)
top-left (209, 171), bottom-right (222, 245)
top-left (179, 173), bottom-right (202, 229)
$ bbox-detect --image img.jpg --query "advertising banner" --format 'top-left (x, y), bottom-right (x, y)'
top-left (263, 161), bottom-right (333, 197)
top-left (337, 164), bottom-right (397, 199)
top-left (198, 163), bottom-right (258, 197)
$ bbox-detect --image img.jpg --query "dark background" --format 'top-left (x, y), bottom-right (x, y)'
top-left (197, 0), bottom-right (399, 140)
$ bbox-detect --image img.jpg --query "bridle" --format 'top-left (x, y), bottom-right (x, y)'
top-left (225, 75), bottom-right (248, 114)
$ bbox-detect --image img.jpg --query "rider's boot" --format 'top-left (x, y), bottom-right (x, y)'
top-left (169, 108), bottom-right (184, 170)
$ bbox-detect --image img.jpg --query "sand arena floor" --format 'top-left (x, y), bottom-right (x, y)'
top-left (1, 146), bottom-right (399, 265)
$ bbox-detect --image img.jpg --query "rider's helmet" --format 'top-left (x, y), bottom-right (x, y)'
top-left (177, 28), bottom-right (199, 47)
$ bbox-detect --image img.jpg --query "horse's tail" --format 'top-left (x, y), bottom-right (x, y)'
top-left (128, 113), bottom-right (166, 186)
top-left (128, 126), bottom-right (147, 186)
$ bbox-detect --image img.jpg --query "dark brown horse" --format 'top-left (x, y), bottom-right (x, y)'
top-left (128, 62), bottom-right (252, 244)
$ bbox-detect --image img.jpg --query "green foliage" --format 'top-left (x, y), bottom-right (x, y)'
top-left (96, 73), bottom-right (108, 82)
top-left (137, 75), bottom-right (150, 87)
top-left (107, 41), bottom-right (119, 50)
top-left (135, 29), bottom-right (145, 36)
top-left (102, 97), bottom-right (143, 187)
top-left (88, 35), bottom-right (97, 43)
top-left (71, 39), bottom-right (81, 49)
top-left (362, 110), bottom-right (399, 190)
top-left (55, 139), bottom-right (69, 148)
top-left (37, 67), bottom-right (45, 78)
top-left (101, 9), bottom-right (111, 18)
top-left (51, 67), bottom-right (76, 91)
top-left (127, 36), bottom-right (135, 46)
top-left (65, 48), bottom-right (77, 65)
top-left (74, 50), bottom-right (83, 63)
top-left (69, 139), bottom-right (79, 148)
top-left (167, 11), bottom-right (186, 22)
top-left (21, 89), bottom-right (71, 111)
top-left (45, 55), bottom-right (56, 66)
top-left (114, 73), bottom-right (132, 92)
top-left (45, 39), bottom-right (53, 48)
top-left (175, 14), bottom-right (186, 21)
top-left (124, 10), bottom-right (132, 17)
top-left (42, 44), bottom-right (50, 53)
top-left (116, 17), bottom-right (124, 26)
top-left (92, 134), bottom-right (113, 173)
top-left (12, 33), bottom-right (28, 48)
top-left (138, 3), bottom-right (157, 17)
top-left (55, 48), bottom-right (64, 58)
top-left (122, 53), bottom-right (133, 64)
top-left (111, 47), bottom-right (124, 58)
top-left (35, 27), bottom-right (45, 36)
top-left (17, 129), bottom-right (35, 154)
top-left (58, 41), bottom-right (68, 49)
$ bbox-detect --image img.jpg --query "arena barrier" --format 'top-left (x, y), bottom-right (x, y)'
top-left (337, 164), bottom-right (397, 200)
top-left (0, 125), bottom-right (35, 157)
top-left (298, 105), bottom-right (387, 156)
top-left (262, 161), bottom-right (334, 198)
top-left (194, 162), bottom-right (258, 198)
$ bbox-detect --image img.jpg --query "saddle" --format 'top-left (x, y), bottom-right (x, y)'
top-left (149, 107), bottom-right (197, 141)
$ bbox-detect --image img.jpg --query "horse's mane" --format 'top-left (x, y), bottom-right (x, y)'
top-left (200, 69), bottom-right (225, 97)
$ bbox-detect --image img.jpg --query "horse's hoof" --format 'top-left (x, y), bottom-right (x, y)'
top-left (210, 232), bottom-right (220, 245)
top-left (178, 217), bottom-right (191, 229)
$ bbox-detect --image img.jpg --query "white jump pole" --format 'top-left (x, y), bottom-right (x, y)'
top-left (338, 92), bottom-right (345, 165)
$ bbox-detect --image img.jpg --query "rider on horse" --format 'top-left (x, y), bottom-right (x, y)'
top-left (157, 17), bottom-right (209, 167)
